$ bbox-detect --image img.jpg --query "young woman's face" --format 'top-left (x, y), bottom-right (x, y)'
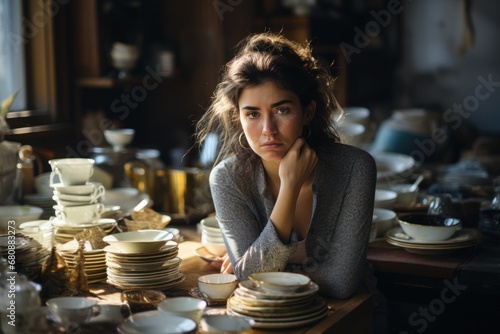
top-left (238, 81), bottom-right (310, 163)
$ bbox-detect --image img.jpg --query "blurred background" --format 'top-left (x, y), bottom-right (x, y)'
top-left (2, 0), bottom-right (499, 169)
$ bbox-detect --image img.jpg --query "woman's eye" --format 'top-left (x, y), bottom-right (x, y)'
top-left (276, 107), bottom-right (289, 114)
top-left (247, 111), bottom-right (259, 118)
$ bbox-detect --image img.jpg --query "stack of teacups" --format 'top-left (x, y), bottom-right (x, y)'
top-left (49, 158), bottom-right (105, 225)
top-left (199, 216), bottom-right (226, 258)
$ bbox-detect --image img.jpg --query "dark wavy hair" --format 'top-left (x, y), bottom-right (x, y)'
top-left (195, 32), bottom-right (342, 165)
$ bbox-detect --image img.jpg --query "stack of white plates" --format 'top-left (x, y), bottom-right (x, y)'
top-left (0, 235), bottom-right (50, 279)
top-left (52, 218), bottom-right (117, 244)
top-left (385, 227), bottom-right (482, 255)
top-left (199, 217), bottom-right (226, 258)
top-left (57, 243), bottom-right (107, 284)
top-left (227, 278), bottom-right (328, 329)
top-left (23, 193), bottom-right (57, 219)
top-left (105, 240), bottom-right (185, 290)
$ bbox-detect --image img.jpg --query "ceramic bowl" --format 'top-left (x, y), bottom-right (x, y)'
top-left (198, 273), bottom-right (238, 301)
top-left (200, 314), bottom-right (255, 333)
top-left (103, 229), bottom-right (173, 253)
top-left (249, 272), bottom-right (311, 293)
top-left (338, 122), bottom-right (366, 147)
top-left (374, 189), bottom-right (397, 209)
top-left (118, 311), bottom-right (197, 334)
top-left (0, 205), bottom-right (43, 230)
top-left (46, 297), bottom-right (100, 324)
top-left (104, 129), bottom-right (135, 150)
top-left (371, 152), bottom-right (416, 186)
top-left (373, 208), bottom-right (397, 238)
top-left (389, 183), bottom-right (419, 206)
top-left (158, 297), bottom-right (207, 322)
top-left (398, 214), bottom-right (462, 242)
top-left (120, 289), bottom-right (166, 313)
top-left (342, 106), bottom-right (371, 126)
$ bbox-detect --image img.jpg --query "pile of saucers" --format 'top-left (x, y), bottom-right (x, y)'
top-left (226, 272), bottom-right (328, 329)
top-left (57, 239), bottom-right (107, 283)
top-left (105, 240), bottom-right (185, 290)
top-left (0, 235), bottom-right (50, 280)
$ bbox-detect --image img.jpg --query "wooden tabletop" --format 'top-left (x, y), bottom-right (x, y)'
top-left (89, 238), bottom-right (373, 334)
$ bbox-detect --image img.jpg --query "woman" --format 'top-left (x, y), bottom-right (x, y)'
top-left (195, 32), bottom-right (380, 303)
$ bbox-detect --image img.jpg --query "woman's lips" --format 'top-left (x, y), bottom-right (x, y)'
top-left (261, 142), bottom-right (282, 149)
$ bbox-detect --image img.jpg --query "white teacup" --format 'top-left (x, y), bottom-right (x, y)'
top-left (53, 182), bottom-right (105, 198)
top-left (54, 203), bottom-right (104, 225)
top-left (158, 297), bottom-right (206, 323)
top-left (46, 297), bottom-right (101, 324)
top-left (49, 158), bottom-right (95, 186)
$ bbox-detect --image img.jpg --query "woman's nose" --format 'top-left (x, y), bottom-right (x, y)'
top-left (262, 116), bottom-right (278, 135)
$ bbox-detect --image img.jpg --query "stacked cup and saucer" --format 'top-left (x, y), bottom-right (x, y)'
top-left (49, 158), bottom-right (117, 244)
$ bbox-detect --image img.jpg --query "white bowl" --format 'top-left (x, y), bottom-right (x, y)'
top-left (201, 240), bottom-right (227, 258)
top-left (104, 129), bottom-right (135, 150)
top-left (343, 106), bottom-right (371, 126)
top-left (373, 208), bottom-right (397, 237)
top-left (200, 314), bottom-right (254, 333)
top-left (249, 272), bottom-right (311, 293)
top-left (198, 273), bottom-right (238, 301)
top-left (374, 189), bottom-right (398, 209)
top-left (200, 216), bottom-right (221, 232)
top-left (103, 230), bottom-right (173, 253)
top-left (389, 183), bottom-right (419, 206)
top-left (118, 310), bottom-right (197, 334)
top-left (338, 122), bottom-right (366, 147)
top-left (371, 152), bottom-right (416, 186)
top-left (398, 214), bottom-right (462, 242)
top-left (158, 297), bottom-right (207, 323)
top-left (0, 205), bottom-right (43, 230)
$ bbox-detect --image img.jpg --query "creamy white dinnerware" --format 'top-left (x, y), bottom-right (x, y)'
top-left (158, 297), bottom-right (207, 323)
top-left (104, 128), bottom-right (135, 151)
top-left (200, 314), bottom-right (255, 333)
top-left (52, 182), bottom-right (104, 196)
top-left (54, 203), bottom-right (104, 225)
top-left (249, 272), bottom-right (311, 293)
top-left (102, 229), bottom-right (173, 253)
top-left (389, 183), bottom-right (419, 206)
top-left (0, 205), bottom-right (43, 230)
top-left (18, 220), bottom-right (53, 250)
top-left (198, 273), bottom-right (238, 301)
top-left (373, 208), bottom-right (397, 238)
top-left (118, 310), bottom-right (196, 334)
top-left (374, 189), bottom-right (397, 209)
top-left (398, 214), bottom-right (462, 242)
top-left (200, 216), bottom-right (226, 257)
top-left (46, 297), bottom-right (100, 324)
top-left (49, 158), bottom-right (94, 186)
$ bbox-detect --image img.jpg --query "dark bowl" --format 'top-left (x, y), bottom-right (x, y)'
top-left (399, 214), bottom-right (461, 227)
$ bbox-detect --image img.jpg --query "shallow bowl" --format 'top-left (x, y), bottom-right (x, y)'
top-left (249, 272), bottom-right (311, 293)
top-left (158, 297), bottom-right (207, 323)
top-left (389, 183), bottom-right (419, 206)
top-left (103, 229), bottom-right (173, 253)
top-left (118, 311), bottom-right (197, 334)
top-left (398, 214), bottom-right (462, 242)
top-left (373, 208), bottom-right (397, 237)
top-left (120, 289), bottom-right (166, 313)
top-left (200, 314), bottom-right (255, 333)
top-left (374, 189), bottom-right (398, 209)
top-left (198, 273), bottom-right (238, 300)
top-left (104, 129), bottom-right (135, 149)
top-left (0, 205), bottom-right (43, 230)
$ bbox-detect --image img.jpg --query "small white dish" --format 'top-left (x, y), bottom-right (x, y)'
top-left (118, 310), bottom-right (196, 334)
top-left (198, 273), bottom-right (238, 300)
top-left (103, 230), bottom-right (173, 253)
top-left (200, 314), bottom-right (254, 333)
top-left (249, 272), bottom-right (311, 293)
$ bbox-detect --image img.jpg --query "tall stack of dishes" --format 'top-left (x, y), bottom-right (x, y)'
top-left (49, 158), bottom-right (115, 283)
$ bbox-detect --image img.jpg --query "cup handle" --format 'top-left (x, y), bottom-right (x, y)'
top-left (55, 210), bottom-right (66, 221)
top-left (49, 168), bottom-right (61, 186)
top-left (96, 203), bottom-right (105, 215)
top-left (88, 167), bottom-right (94, 179)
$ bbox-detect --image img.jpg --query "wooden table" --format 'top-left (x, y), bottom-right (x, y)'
top-left (89, 238), bottom-right (373, 334)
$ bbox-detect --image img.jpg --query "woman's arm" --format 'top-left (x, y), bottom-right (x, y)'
top-left (293, 151), bottom-right (376, 299)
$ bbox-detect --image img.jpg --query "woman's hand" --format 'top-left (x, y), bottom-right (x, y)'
top-left (279, 137), bottom-right (318, 190)
top-left (220, 254), bottom-right (234, 274)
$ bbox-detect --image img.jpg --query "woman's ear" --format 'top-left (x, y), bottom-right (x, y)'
top-left (304, 100), bottom-right (316, 124)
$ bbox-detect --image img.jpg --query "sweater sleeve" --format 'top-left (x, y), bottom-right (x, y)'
top-left (209, 160), bottom-right (296, 280)
top-left (290, 149), bottom-right (376, 299)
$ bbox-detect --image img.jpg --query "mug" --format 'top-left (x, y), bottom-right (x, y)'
top-left (49, 158), bottom-right (94, 186)
top-left (54, 203), bottom-right (104, 225)
top-left (46, 297), bottom-right (101, 324)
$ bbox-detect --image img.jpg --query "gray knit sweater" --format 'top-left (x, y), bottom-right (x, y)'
top-left (209, 142), bottom-right (377, 299)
